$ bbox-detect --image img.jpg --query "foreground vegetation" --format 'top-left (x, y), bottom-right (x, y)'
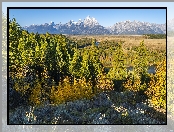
top-left (9, 18), bottom-right (166, 124)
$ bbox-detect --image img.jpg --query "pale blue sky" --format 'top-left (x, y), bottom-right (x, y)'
top-left (9, 8), bottom-right (166, 27)
top-left (2, 2), bottom-right (173, 27)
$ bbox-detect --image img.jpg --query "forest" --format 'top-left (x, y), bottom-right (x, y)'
top-left (143, 34), bottom-right (166, 39)
top-left (9, 18), bottom-right (166, 124)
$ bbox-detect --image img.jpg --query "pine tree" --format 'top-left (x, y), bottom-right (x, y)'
top-left (107, 41), bottom-right (127, 91)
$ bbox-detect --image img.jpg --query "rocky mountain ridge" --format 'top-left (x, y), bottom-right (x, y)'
top-left (23, 16), bottom-right (166, 35)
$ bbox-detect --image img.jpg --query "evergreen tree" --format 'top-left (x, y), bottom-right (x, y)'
top-left (107, 41), bottom-right (127, 91)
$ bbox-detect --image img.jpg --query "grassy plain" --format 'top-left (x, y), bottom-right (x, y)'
top-left (68, 35), bottom-right (166, 51)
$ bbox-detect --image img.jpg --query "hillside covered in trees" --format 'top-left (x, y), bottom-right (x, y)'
top-left (8, 18), bottom-right (166, 124)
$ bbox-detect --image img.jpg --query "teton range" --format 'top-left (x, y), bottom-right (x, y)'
top-left (23, 16), bottom-right (166, 35)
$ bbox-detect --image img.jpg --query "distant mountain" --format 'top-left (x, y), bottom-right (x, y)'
top-left (23, 16), bottom-right (166, 35)
top-left (108, 20), bottom-right (166, 35)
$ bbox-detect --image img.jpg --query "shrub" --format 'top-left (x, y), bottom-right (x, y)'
top-left (96, 73), bottom-right (114, 92)
top-left (29, 80), bottom-right (43, 106)
top-left (50, 76), bottom-right (96, 105)
top-left (145, 59), bottom-right (166, 109)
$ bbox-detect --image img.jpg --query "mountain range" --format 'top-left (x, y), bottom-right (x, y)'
top-left (23, 16), bottom-right (166, 35)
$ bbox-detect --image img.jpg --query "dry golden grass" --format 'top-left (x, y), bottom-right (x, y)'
top-left (68, 35), bottom-right (166, 51)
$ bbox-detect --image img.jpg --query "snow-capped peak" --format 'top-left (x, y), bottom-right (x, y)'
top-left (83, 15), bottom-right (99, 27)
top-left (23, 17), bottom-right (166, 35)
top-left (86, 15), bottom-right (91, 20)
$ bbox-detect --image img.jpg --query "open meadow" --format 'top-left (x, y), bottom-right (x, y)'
top-left (68, 35), bottom-right (166, 51)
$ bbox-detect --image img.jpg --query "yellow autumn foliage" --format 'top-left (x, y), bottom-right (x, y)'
top-left (29, 82), bottom-right (42, 106)
top-left (145, 59), bottom-right (166, 109)
top-left (123, 73), bottom-right (142, 92)
top-left (50, 76), bottom-right (96, 105)
top-left (96, 73), bottom-right (114, 92)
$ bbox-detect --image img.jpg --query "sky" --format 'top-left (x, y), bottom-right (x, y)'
top-left (3, 2), bottom-right (174, 27)
top-left (8, 8), bottom-right (166, 27)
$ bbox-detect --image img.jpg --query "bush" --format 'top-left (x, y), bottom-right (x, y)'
top-left (50, 77), bottom-right (95, 105)
top-left (145, 59), bottom-right (166, 109)
top-left (123, 72), bottom-right (142, 92)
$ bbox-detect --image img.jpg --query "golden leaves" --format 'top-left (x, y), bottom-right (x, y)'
top-left (145, 59), bottom-right (166, 109)
top-left (50, 77), bottom-right (95, 105)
